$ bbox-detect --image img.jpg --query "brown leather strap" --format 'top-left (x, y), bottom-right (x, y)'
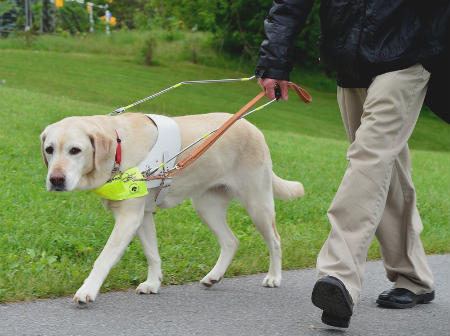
top-left (146, 82), bottom-right (310, 181)
top-left (176, 91), bottom-right (266, 170)
top-left (288, 82), bottom-right (312, 103)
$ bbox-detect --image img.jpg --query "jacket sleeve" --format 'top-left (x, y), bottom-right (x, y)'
top-left (255, 0), bottom-right (314, 80)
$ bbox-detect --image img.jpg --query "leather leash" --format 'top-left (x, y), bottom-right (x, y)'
top-left (288, 82), bottom-right (312, 103)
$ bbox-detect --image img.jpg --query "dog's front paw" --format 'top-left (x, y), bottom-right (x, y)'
top-left (73, 285), bottom-right (98, 306)
top-left (200, 272), bottom-right (223, 288)
top-left (136, 280), bottom-right (161, 294)
top-left (262, 274), bottom-right (281, 288)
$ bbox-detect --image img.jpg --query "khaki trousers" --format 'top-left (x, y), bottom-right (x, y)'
top-left (316, 64), bottom-right (435, 304)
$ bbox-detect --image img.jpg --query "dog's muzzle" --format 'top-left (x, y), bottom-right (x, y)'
top-left (49, 172), bottom-right (66, 191)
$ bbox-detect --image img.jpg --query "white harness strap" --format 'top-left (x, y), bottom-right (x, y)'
top-left (137, 114), bottom-right (181, 204)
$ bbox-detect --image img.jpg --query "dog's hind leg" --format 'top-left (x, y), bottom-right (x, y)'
top-left (73, 198), bottom-right (145, 305)
top-left (192, 188), bottom-right (237, 287)
top-left (135, 211), bottom-right (163, 294)
top-left (238, 184), bottom-right (282, 288)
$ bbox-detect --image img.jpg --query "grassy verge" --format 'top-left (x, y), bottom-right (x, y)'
top-left (0, 30), bottom-right (337, 90)
top-left (0, 48), bottom-right (447, 151)
top-left (0, 33), bottom-right (448, 302)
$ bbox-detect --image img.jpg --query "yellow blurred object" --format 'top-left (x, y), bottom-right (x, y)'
top-left (55, 0), bottom-right (63, 7)
top-left (107, 0), bottom-right (113, 3)
top-left (100, 16), bottom-right (117, 26)
top-left (86, 5), bottom-right (91, 13)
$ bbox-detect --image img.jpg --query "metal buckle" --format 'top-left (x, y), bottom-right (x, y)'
top-left (112, 162), bottom-right (121, 174)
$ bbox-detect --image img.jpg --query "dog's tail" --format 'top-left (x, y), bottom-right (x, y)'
top-left (272, 172), bottom-right (304, 200)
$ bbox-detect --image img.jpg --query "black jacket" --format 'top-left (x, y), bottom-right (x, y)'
top-left (255, 0), bottom-right (449, 89)
top-left (423, 39), bottom-right (450, 123)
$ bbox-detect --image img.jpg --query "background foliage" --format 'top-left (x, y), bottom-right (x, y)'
top-left (1, 0), bottom-right (323, 67)
top-left (118, 0), bottom-right (322, 67)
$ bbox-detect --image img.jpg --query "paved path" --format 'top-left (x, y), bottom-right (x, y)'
top-left (1, 255), bottom-right (448, 336)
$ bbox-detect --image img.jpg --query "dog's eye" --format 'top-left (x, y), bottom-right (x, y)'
top-left (69, 147), bottom-right (81, 155)
top-left (45, 146), bottom-right (54, 155)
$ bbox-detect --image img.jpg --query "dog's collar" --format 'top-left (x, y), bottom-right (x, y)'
top-left (110, 129), bottom-right (122, 175)
top-left (114, 130), bottom-right (122, 165)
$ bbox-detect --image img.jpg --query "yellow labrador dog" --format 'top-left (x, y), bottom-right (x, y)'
top-left (40, 112), bottom-right (304, 305)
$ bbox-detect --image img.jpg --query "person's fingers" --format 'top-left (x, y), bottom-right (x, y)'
top-left (279, 80), bottom-right (289, 101)
top-left (266, 84), bottom-right (275, 100)
top-left (263, 78), bottom-right (276, 100)
top-left (259, 78), bottom-right (290, 100)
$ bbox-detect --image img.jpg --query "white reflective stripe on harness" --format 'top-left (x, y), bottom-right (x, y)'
top-left (137, 114), bottom-right (181, 204)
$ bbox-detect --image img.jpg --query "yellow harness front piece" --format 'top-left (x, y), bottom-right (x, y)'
top-left (92, 114), bottom-right (181, 202)
top-left (93, 167), bottom-right (148, 201)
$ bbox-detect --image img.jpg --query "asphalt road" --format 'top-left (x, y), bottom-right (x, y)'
top-left (1, 255), bottom-right (449, 336)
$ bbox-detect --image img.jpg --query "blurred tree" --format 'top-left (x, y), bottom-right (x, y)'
top-left (41, 0), bottom-right (54, 33)
top-left (0, 1), bottom-right (19, 36)
top-left (107, 0), bottom-right (152, 29)
top-left (4, 0), bottom-right (39, 32)
top-left (57, 1), bottom-right (90, 34)
top-left (138, 0), bottom-right (322, 68)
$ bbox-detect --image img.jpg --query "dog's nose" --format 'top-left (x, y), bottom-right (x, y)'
top-left (50, 172), bottom-right (66, 187)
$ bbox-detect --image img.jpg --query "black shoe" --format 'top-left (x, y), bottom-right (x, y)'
top-left (376, 288), bottom-right (435, 309)
top-left (311, 276), bottom-right (354, 328)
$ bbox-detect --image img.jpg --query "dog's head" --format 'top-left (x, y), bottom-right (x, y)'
top-left (40, 117), bottom-right (116, 192)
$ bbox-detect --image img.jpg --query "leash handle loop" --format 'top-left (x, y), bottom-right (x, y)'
top-left (288, 82), bottom-right (312, 103)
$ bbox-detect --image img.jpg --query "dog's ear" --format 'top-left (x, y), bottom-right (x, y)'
top-left (88, 129), bottom-right (115, 173)
top-left (40, 129), bottom-right (48, 168)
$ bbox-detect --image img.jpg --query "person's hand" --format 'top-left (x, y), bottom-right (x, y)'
top-left (258, 78), bottom-right (288, 101)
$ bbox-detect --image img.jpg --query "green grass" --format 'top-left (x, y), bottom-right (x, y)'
top-left (0, 33), bottom-right (448, 302)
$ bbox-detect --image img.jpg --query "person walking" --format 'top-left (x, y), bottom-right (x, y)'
top-left (255, 0), bottom-right (449, 328)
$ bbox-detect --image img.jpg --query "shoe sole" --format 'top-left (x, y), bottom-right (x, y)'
top-left (312, 277), bottom-right (353, 328)
top-left (376, 291), bottom-right (435, 309)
